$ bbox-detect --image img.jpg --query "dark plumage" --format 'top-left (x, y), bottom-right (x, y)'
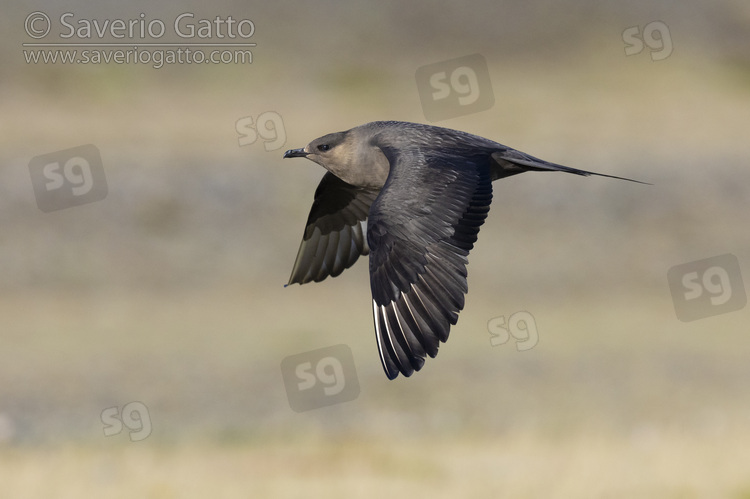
top-left (283, 121), bottom-right (645, 380)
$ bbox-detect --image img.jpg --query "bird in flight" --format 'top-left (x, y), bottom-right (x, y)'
top-left (283, 121), bottom-right (645, 380)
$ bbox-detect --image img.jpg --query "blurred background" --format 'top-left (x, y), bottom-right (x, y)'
top-left (1, 0), bottom-right (750, 497)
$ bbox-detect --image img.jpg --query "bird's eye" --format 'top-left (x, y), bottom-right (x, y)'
top-left (317, 144), bottom-right (331, 152)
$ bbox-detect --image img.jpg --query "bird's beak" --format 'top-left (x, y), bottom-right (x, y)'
top-left (283, 148), bottom-right (309, 158)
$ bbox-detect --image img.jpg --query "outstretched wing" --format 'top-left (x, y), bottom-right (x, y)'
top-left (287, 172), bottom-right (380, 285)
top-left (368, 150), bottom-right (493, 379)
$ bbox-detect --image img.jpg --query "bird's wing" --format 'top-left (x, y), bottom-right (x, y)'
top-left (368, 150), bottom-right (493, 379)
top-left (287, 172), bottom-right (380, 285)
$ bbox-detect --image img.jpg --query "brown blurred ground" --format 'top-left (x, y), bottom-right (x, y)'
top-left (1, 1), bottom-right (750, 497)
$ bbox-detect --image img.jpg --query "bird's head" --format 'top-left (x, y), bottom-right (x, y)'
top-left (283, 128), bottom-right (389, 188)
top-left (284, 131), bottom-right (350, 170)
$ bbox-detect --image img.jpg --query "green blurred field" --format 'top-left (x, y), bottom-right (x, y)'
top-left (2, 1), bottom-right (750, 497)
top-left (2, 289), bottom-right (750, 497)
top-left (3, 431), bottom-right (750, 498)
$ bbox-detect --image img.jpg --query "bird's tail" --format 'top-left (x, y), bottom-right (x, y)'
top-left (492, 149), bottom-right (650, 185)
